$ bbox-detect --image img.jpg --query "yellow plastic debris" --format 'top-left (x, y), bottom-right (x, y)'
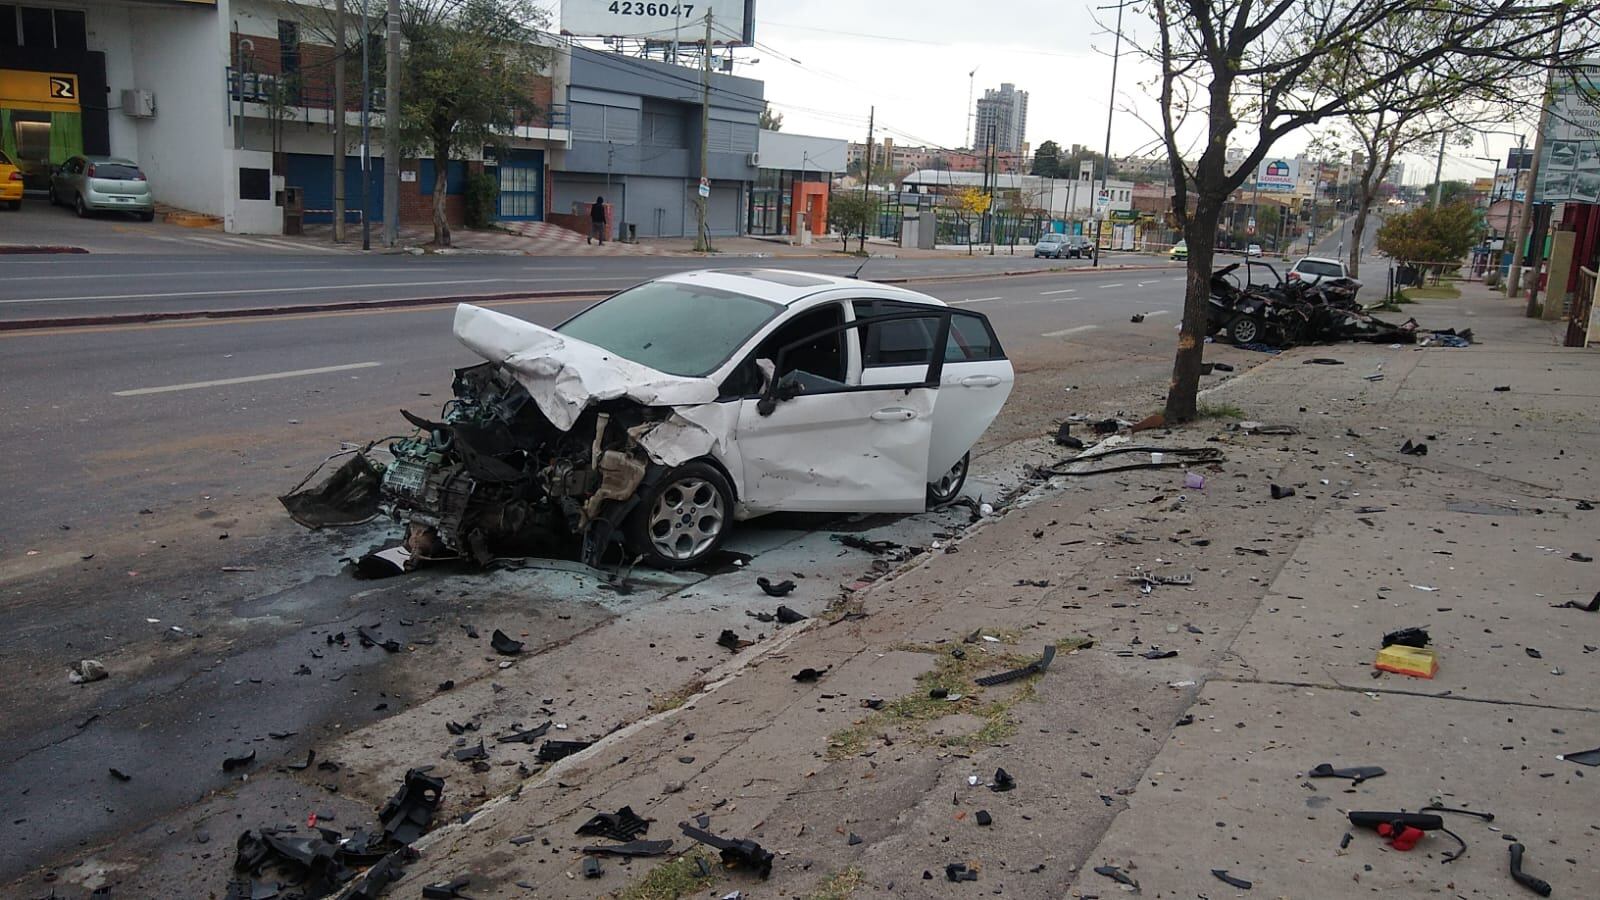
top-left (1375, 645), bottom-right (1438, 679)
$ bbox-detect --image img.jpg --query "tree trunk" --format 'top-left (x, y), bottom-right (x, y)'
top-left (1163, 192), bottom-right (1225, 423)
top-left (1348, 201), bottom-right (1370, 278)
top-left (432, 139), bottom-right (451, 248)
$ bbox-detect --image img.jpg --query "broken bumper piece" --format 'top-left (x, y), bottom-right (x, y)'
top-left (679, 823), bottom-right (775, 879)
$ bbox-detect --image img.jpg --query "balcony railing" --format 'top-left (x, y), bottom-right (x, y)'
top-left (227, 68), bottom-right (384, 114)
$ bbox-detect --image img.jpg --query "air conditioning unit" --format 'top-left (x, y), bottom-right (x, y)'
top-left (746, 151), bottom-right (760, 167)
top-left (122, 89), bottom-right (156, 118)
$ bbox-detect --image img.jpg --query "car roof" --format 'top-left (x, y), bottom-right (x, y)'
top-left (1295, 256), bottom-right (1343, 266)
top-left (83, 155), bottom-right (138, 165)
top-left (655, 268), bottom-right (945, 308)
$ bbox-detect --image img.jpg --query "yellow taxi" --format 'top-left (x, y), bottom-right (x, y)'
top-left (0, 150), bottom-right (22, 210)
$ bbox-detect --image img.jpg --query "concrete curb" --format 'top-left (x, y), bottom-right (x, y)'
top-left (0, 260), bottom-right (1184, 332)
top-left (0, 245), bottom-right (89, 255)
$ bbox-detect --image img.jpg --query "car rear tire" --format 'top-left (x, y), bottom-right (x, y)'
top-left (138, 211), bottom-right (155, 222)
top-left (74, 195), bottom-right (88, 218)
top-left (626, 461), bottom-right (733, 569)
top-left (1229, 315), bottom-right (1262, 345)
top-left (4, 200), bottom-right (18, 211)
top-left (926, 452), bottom-right (970, 508)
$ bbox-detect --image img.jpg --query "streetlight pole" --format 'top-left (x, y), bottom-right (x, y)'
top-left (1094, 0), bottom-right (1127, 268)
top-left (359, 0), bottom-right (371, 251)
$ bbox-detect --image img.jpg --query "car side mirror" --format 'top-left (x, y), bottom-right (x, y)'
top-left (756, 370), bottom-right (802, 417)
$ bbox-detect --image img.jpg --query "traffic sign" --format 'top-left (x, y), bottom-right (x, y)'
top-left (697, 177), bottom-right (710, 198)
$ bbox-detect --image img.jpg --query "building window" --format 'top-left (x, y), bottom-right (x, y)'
top-left (53, 8), bottom-right (83, 50)
top-left (0, 6), bottom-right (15, 46)
top-left (18, 5), bottom-right (50, 46)
top-left (278, 20), bottom-right (301, 77)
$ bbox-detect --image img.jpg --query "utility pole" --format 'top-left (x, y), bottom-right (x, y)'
top-left (1510, 7), bottom-right (1565, 306)
top-left (1095, 0), bottom-right (1127, 268)
top-left (986, 123), bottom-right (997, 255)
top-left (863, 105), bottom-right (874, 196)
top-left (694, 9), bottom-right (712, 252)
top-left (359, 0), bottom-right (371, 251)
top-left (333, 0), bottom-right (346, 243)
top-left (383, 0), bottom-right (400, 246)
top-left (1504, 134), bottom-right (1524, 264)
top-left (1430, 132), bottom-right (1446, 207)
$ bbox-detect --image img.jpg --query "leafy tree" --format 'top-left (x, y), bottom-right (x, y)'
top-left (759, 104), bottom-right (783, 132)
top-left (1424, 180), bottom-right (1475, 207)
top-left (1376, 202), bottom-right (1480, 263)
top-left (1060, 146), bottom-right (1104, 182)
top-left (1031, 140), bottom-right (1062, 177)
top-left (397, 0), bottom-right (550, 247)
top-left (828, 192), bottom-right (876, 253)
top-left (1132, 0), bottom-right (1597, 422)
top-left (1256, 205), bottom-right (1282, 248)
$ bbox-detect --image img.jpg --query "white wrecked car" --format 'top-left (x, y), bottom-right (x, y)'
top-left (285, 269), bottom-right (1013, 569)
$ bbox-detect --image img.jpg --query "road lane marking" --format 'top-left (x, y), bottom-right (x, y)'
top-left (250, 237), bottom-right (348, 254)
top-left (113, 362), bottom-right (383, 396)
top-left (1, 279), bottom-right (510, 305)
top-left (2, 268), bottom-right (312, 282)
top-left (1142, 310), bottom-right (1173, 317)
top-left (1042, 325), bottom-right (1098, 337)
top-left (1039, 288), bottom-right (1077, 295)
top-left (1101, 282), bottom-right (1126, 288)
top-left (950, 296), bottom-right (1002, 305)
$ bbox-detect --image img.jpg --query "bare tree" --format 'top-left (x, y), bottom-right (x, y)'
top-left (1133, 0), bottom-right (1599, 422)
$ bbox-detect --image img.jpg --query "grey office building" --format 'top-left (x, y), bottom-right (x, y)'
top-left (973, 83), bottom-right (1028, 155)
top-left (552, 47), bottom-right (763, 239)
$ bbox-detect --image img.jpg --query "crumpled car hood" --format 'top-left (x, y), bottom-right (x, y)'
top-left (454, 303), bottom-right (721, 432)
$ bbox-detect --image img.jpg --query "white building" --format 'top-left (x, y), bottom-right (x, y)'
top-left (900, 168), bottom-right (1134, 218)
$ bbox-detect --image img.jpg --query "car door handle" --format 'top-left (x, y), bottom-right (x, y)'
top-left (959, 375), bottom-right (1003, 387)
top-left (871, 408), bottom-right (918, 421)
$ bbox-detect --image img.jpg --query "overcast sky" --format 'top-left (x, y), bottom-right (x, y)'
top-left (546, 0), bottom-right (1539, 184)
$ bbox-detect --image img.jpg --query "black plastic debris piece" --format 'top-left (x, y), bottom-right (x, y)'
top-left (1092, 418), bottom-right (1121, 435)
top-left (1141, 648), bottom-right (1179, 660)
top-left (1309, 763), bottom-right (1386, 785)
top-left (1494, 385), bottom-right (1512, 392)
top-left (1175, 714), bottom-right (1194, 727)
top-left (496, 721), bottom-right (552, 744)
top-left (929, 687), bottom-right (950, 699)
top-left (453, 740), bottom-right (487, 763)
top-left (775, 605), bottom-right (807, 624)
top-left (537, 740), bottom-right (594, 763)
top-left (1212, 362), bottom-right (1235, 372)
top-left (109, 767), bottom-right (132, 782)
top-left (847, 832), bottom-right (863, 845)
top-left (378, 768), bottom-right (444, 846)
top-left (1093, 865), bottom-right (1139, 889)
top-left (490, 629), bottom-right (524, 655)
top-left (1015, 578), bottom-right (1051, 587)
top-left (347, 847), bottom-right (418, 900)
top-left (793, 667), bottom-right (826, 683)
top-left (746, 609), bottom-right (776, 623)
top-left (1579, 500), bottom-right (1595, 511)
top-left (1561, 592), bottom-right (1600, 612)
top-left (446, 721), bottom-right (478, 736)
top-left (352, 548), bottom-right (408, 579)
top-left (945, 862), bottom-right (979, 882)
top-left (1571, 552), bottom-right (1594, 563)
top-left (576, 806), bottom-right (650, 842)
top-left (421, 876), bottom-right (471, 899)
top-left (1054, 422), bottom-right (1086, 450)
top-left (1525, 647), bottom-right (1543, 659)
top-left (975, 645), bottom-right (1057, 687)
top-left (583, 857), bottom-right (604, 879)
top-left (1382, 627), bottom-right (1431, 648)
top-left (1304, 358), bottom-right (1345, 366)
top-left (1212, 868), bottom-right (1253, 889)
top-left (757, 577), bottom-right (796, 597)
top-left (1339, 832), bottom-right (1353, 849)
top-left (679, 822), bottom-right (774, 878)
top-left (1508, 843), bottom-right (1552, 896)
top-left (1400, 440), bottom-right (1429, 457)
top-left (356, 626), bottom-right (401, 653)
top-left (1270, 484), bottom-right (1296, 500)
top-left (1556, 746), bottom-right (1600, 766)
top-left (974, 811), bottom-right (992, 827)
top-left (1130, 313), bottom-right (1146, 323)
top-left (233, 827), bottom-right (356, 896)
top-left (834, 534), bottom-right (903, 555)
top-left (990, 768), bottom-right (1016, 792)
top-left (582, 839), bottom-right (675, 857)
top-left (222, 750), bottom-right (257, 772)
top-left (285, 750), bottom-right (316, 772)
top-left (717, 629), bottom-right (751, 652)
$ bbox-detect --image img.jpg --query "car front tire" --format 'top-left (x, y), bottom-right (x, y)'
top-left (1229, 315), bottom-right (1262, 345)
top-left (926, 452), bottom-right (970, 508)
top-left (626, 461), bottom-right (733, 569)
top-left (74, 195), bottom-right (89, 218)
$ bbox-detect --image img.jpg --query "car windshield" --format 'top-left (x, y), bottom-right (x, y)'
top-left (92, 163), bottom-right (142, 179)
top-left (556, 280), bottom-right (784, 377)
top-left (1298, 259), bottom-right (1343, 277)
top-left (1039, 234), bottom-right (1065, 243)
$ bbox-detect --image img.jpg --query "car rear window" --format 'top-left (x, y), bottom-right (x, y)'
top-left (92, 163), bottom-right (142, 180)
top-left (0, 150), bottom-right (10, 165)
top-left (945, 311), bottom-right (1003, 362)
top-left (854, 299), bottom-right (942, 367)
top-left (556, 280), bottom-right (782, 377)
top-left (1298, 260), bottom-right (1343, 277)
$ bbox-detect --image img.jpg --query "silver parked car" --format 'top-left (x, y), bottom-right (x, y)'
top-left (49, 155), bottom-right (155, 220)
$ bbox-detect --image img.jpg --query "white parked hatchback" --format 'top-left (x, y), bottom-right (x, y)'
top-left (1287, 255), bottom-right (1351, 286)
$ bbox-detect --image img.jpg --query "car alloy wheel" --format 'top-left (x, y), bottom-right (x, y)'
top-left (634, 462), bottom-right (731, 567)
top-left (75, 195), bottom-right (88, 218)
top-left (926, 452), bottom-right (970, 508)
top-left (1230, 315), bottom-right (1261, 345)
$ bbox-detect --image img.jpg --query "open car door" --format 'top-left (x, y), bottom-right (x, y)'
top-left (734, 308), bottom-right (949, 515)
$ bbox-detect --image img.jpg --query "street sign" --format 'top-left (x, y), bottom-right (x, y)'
top-left (1507, 147), bottom-right (1534, 170)
top-left (562, 0), bottom-right (756, 45)
top-left (697, 178), bottom-right (710, 198)
top-left (1247, 217), bottom-right (1257, 235)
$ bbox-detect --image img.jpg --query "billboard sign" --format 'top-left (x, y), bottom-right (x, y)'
top-left (1534, 61), bottom-right (1600, 203)
top-left (562, 1), bottom-right (756, 45)
top-left (1254, 157), bottom-right (1298, 192)
top-left (1507, 147), bottom-right (1534, 170)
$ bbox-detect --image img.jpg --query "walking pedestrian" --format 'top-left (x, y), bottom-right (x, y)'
top-left (589, 196), bottom-right (607, 245)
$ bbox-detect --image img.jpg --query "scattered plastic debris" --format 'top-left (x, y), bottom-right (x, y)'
top-left (537, 740), bottom-right (594, 763)
top-left (757, 577), bottom-right (796, 597)
top-left (945, 862), bottom-right (979, 882)
top-left (1212, 868), bottom-right (1253, 889)
top-left (989, 768), bottom-right (1016, 792)
top-left (1093, 864), bottom-right (1139, 889)
top-left (1508, 843), bottom-right (1552, 896)
top-left (1376, 644), bottom-right (1438, 678)
top-left (1270, 484), bottom-right (1295, 499)
top-left (490, 629), bottom-right (524, 655)
top-left (576, 807), bottom-right (650, 842)
top-left (68, 659), bottom-right (108, 684)
top-left (1309, 763), bottom-right (1386, 785)
top-left (975, 645), bottom-right (1056, 687)
top-left (679, 822), bottom-right (775, 878)
top-left (1556, 746), bottom-right (1600, 766)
